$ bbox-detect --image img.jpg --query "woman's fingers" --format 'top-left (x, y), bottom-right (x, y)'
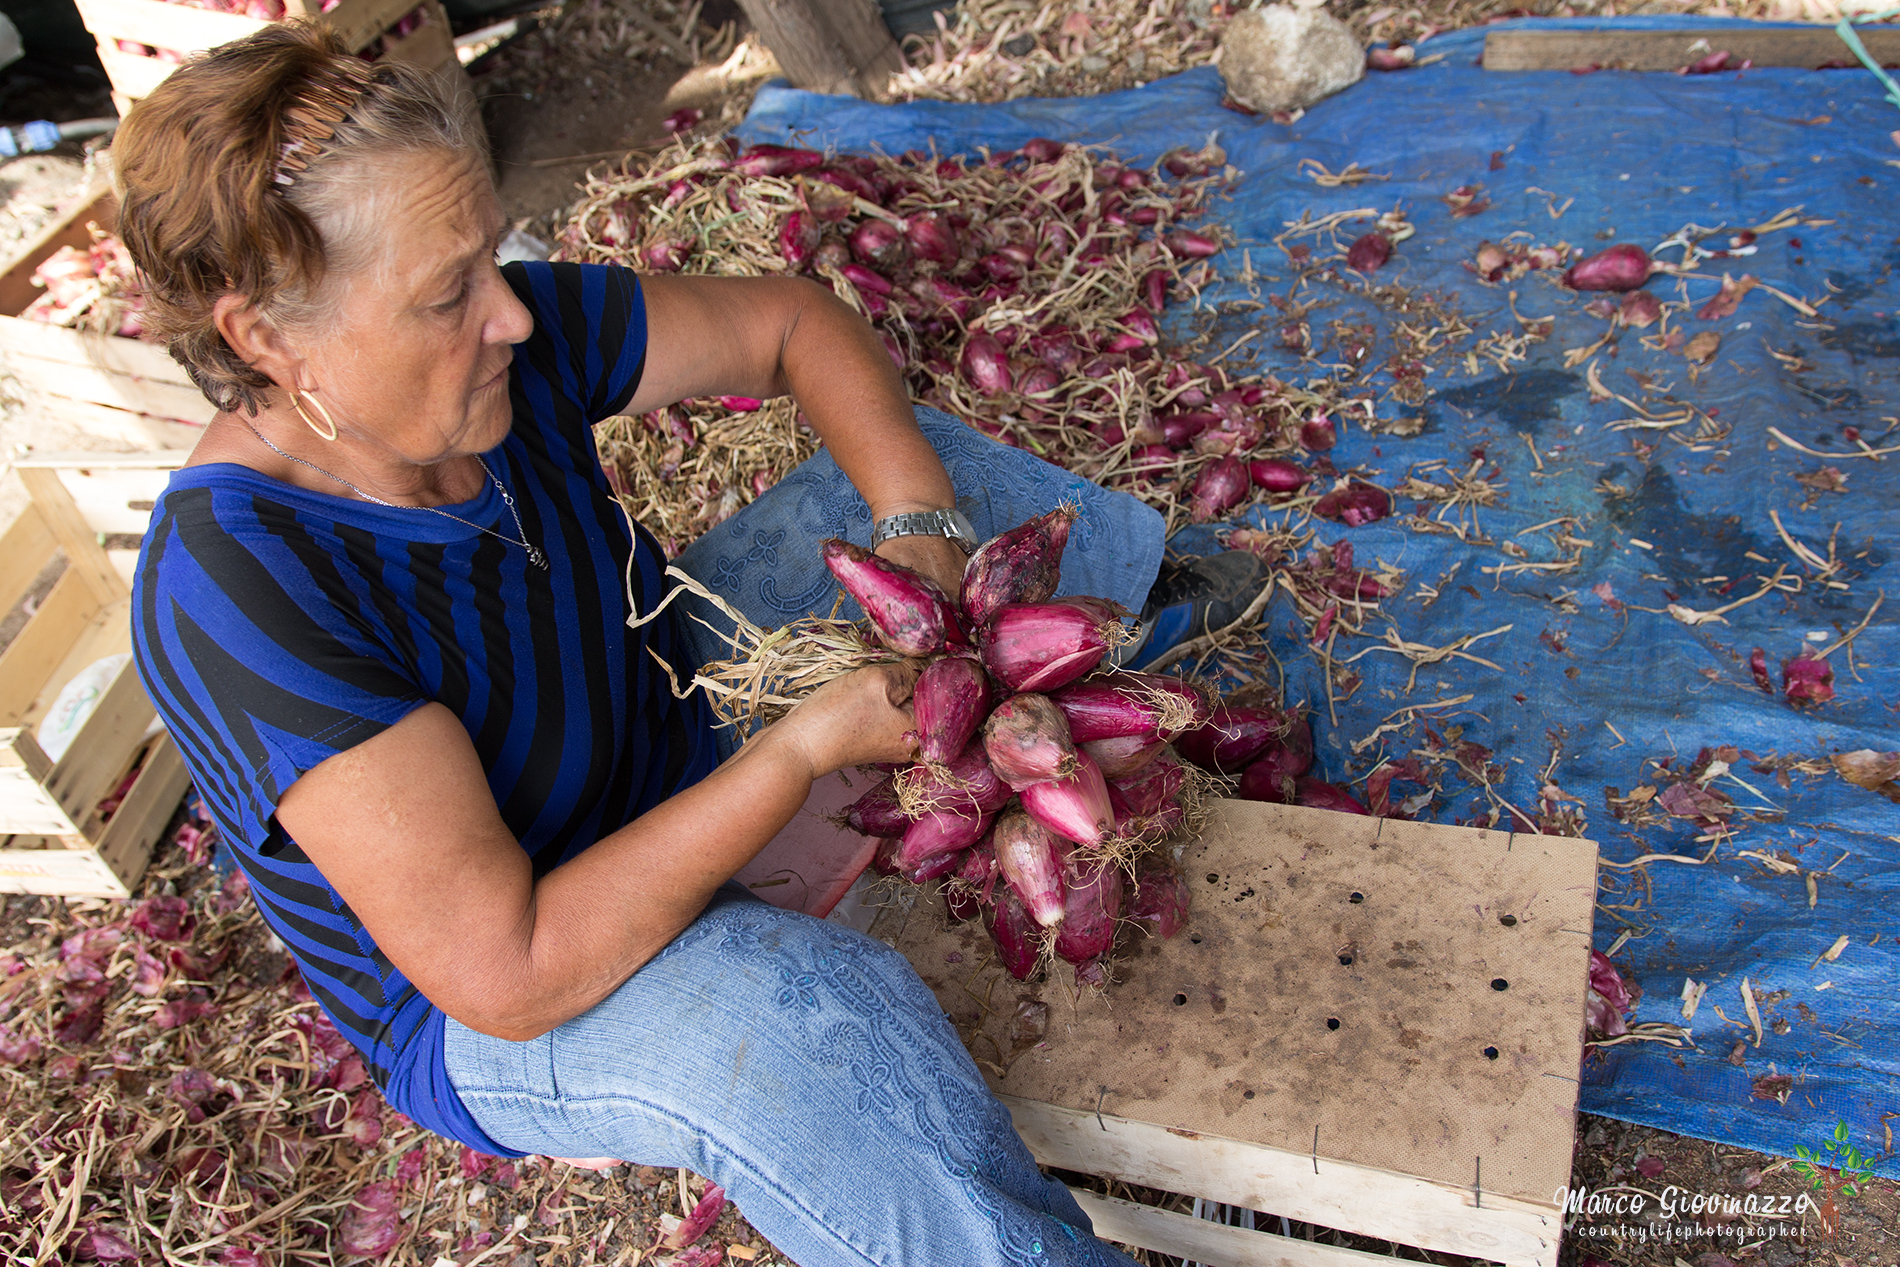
top-left (778, 661), bottom-right (923, 777)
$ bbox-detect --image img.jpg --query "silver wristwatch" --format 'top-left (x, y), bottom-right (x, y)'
top-left (871, 508), bottom-right (980, 555)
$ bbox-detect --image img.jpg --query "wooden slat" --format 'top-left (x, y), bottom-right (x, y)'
top-left (1071, 1191), bottom-right (1412, 1267)
top-left (1, 352), bottom-right (214, 426)
top-left (381, 1), bottom-right (461, 80)
top-left (45, 660), bottom-right (155, 830)
top-left (15, 469), bottom-right (124, 607)
top-left (83, 731), bottom-right (188, 894)
top-left (0, 505), bottom-right (57, 621)
top-left (1005, 1098), bottom-right (1560, 1267)
top-left (1482, 26), bottom-right (1900, 71)
top-left (0, 315), bottom-right (197, 387)
top-left (47, 464), bottom-right (183, 537)
top-left (93, 45), bottom-right (178, 99)
top-left (0, 729), bottom-right (78, 836)
top-left (0, 572), bottom-right (101, 727)
top-left (6, 396), bottom-right (205, 450)
top-left (0, 838), bottom-right (128, 897)
top-left (73, 0), bottom-right (263, 51)
top-left (315, 0), bottom-right (425, 52)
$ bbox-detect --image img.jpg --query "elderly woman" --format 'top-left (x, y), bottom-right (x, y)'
top-left (120, 22), bottom-right (1169, 1266)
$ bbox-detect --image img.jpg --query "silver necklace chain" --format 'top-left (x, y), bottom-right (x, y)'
top-left (242, 419), bottom-right (548, 570)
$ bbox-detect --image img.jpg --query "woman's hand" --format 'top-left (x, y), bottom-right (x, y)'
top-left (769, 660), bottom-right (921, 780)
top-left (873, 533), bottom-right (969, 601)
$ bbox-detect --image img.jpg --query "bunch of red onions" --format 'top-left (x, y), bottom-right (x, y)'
top-left (828, 507), bottom-right (1207, 987)
top-left (559, 136), bottom-right (1347, 532)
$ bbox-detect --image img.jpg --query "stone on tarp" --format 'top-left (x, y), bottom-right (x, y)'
top-left (1218, 3), bottom-right (1364, 114)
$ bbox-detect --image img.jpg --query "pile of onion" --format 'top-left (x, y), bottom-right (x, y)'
top-left (829, 507), bottom-right (1208, 987)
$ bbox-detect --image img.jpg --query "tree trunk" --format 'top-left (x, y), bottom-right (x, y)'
top-left (732, 0), bottom-right (907, 97)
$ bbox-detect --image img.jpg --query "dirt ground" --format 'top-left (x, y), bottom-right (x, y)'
top-left (2, 7), bottom-right (1897, 1266)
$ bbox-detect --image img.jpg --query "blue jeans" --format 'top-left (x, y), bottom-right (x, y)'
top-left (443, 412), bottom-right (1159, 1264)
top-left (444, 884), bottom-right (1139, 1266)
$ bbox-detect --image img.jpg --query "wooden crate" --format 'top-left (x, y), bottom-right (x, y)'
top-left (75, 0), bottom-right (466, 115)
top-left (0, 170), bottom-right (211, 450)
top-left (872, 800), bottom-right (1600, 1267)
top-left (0, 453), bottom-right (192, 898)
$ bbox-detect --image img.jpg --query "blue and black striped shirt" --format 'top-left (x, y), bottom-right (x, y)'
top-left (132, 262), bottom-right (717, 1153)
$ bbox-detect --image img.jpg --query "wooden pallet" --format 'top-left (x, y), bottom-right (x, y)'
top-left (0, 454), bottom-right (192, 898)
top-left (0, 168), bottom-right (211, 450)
top-left (872, 800), bottom-right (1599, 1267)
top-left (75, 0), bottom-right (465, 116)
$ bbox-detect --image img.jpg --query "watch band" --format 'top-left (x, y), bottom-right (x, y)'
top-left (871, 508), bottom-right (980, 555)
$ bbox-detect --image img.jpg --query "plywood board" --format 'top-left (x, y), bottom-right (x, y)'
top-left (73, 0), bottom-right (263, 51)
top-left (873, 800), bottom-right (1596, 1215)
top-left (1482, 26), bottom-right (1900, 70)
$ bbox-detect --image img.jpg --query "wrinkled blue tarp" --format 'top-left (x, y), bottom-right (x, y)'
top-left (740, 17), bottom-right (1900, 1174)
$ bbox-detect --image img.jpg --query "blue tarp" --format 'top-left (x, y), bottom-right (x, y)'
top-left (740, 19), bottom-right (1900, 1173)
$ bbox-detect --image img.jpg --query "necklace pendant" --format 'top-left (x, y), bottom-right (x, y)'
top-left (527, 545), bottom-right (549, 570)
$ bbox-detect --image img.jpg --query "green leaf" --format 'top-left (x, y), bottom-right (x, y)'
top-left (1835, 1120), bottom-right (1850, 1142)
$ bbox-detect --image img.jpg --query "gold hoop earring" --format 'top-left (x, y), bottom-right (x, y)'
top-left (291, 389), bottom-right (338, 442)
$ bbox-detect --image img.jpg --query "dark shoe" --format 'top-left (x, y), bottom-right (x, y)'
top-left (1122, 550), bottom-right (1265, 667)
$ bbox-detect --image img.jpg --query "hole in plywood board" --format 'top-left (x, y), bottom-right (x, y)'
top-left (1172, 993), bottom-right (1188, 1006)
top-left (1188, 934), bottom-right (1203, 944)
top-left (1337, 954), bottom-right (1353, 966)
top-left (1205, 873), bottom-right (1219, 884)
top-left (1483, 1046), bottom-right (1500, 1060)
top-left (1499, 914), bottom-right (1518, 926)
top-left (1491, 978), bottom-right (1509, 991)
top-left (1325, 1016), bottom-right (1341, 1030)
top-left (1347, 891), bottom-right (1364, 904)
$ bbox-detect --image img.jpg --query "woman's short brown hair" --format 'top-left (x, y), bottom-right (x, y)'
top-left (114, 22), bottom-right (486, 414)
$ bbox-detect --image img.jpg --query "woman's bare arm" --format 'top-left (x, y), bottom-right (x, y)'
top-left (627, 274), bottom-right (968, 593)
top-left (275, 662), bottom-right (917, 1042)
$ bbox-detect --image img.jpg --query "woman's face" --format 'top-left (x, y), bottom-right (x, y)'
top-left (299, 151), bottom-right (533, 466)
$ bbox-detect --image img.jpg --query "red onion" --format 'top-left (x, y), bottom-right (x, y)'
top-left (734, 144), bottom-right (825, 178)
top-left (981, 253), bottom-right (1027, 283)
top-left (779, 210), bottom-right (819, 270)
top-left (1299, 413), bottom-right (1337, 451)
top-left (1017, 365), bottom-right (1061, 402)
top-left (1142, 269), bottom-right (1170, 313)
top-left (641, 240), bottom-right (690, 272)
top-left (956, 837), bottom-right (997, 894)
top-left (903, 742), bottom-right (1012, 817)
top-left (1053, 858), bottom-right (1126, 965)
top-left (897, 806), bottom-right (996, 870)
top-left (945, 882), bottom-right (982, 923)
top-left (979, 602), bottom-right (1121, 693)
top-left (901, 842), bottom-right (971, 884)
top-left (1160, 410), bottom-right (1219, 448)
top-left (1250, 457), bottom-right (1311, 493)
top-left (1191, 415), bottom-right (1265, 457)
top-left (1749, 648), bottom-right (1774, 694)
top-left (1020, 137), bottom-right (1066, 162)
top-left (1346, 233), bottom-right (1393, 271)
top-left (814, 165), bottom-right (878, 202)
top-left (1082, 732), bottom-right (1168, 779)
top-left (1295, 778), bottom-right (1370, 815)
top-left (821, 539), bottom-right (961, 656)
top-left (1127, 861), bottom-right (1191, 939)
top-left (982, 693), bottom-right (1077, 789)
top-left (1312, 482), bottom-right (1392, 527)
top-left (987, 888), bottom-right (1045, 980)
top-left (839, 263), bottom-right (893, 296)
top-left (1108, 750), bottom-right (1186, 819)
top-left (1105, 308), bottom-right (1159, 352)
top-left (994, 809), bottom-right (1069, 927)
top-left (906, 212), bottom-right (961, 264)
top-left (1165, 230), bottom-right (1220, 258)
top-left (1020, 750), bottom-right (1115, 847)
top-left (1782, 651), bottom-right (1834, 704)
top-left (1619, 289), bottom-right (1661, 328)
top-left (1563, 244), bottom-right (1652, 293)
top-left (1176, 705), bottom-right (1287, 773)
top-left (814, 239), bottom-right (851, 272)
top-left (879, 332), bottom-right (906, 371)
top-left (1132, 444), bottom-right (1174, 471)
top-left (717, 396), bottom-right (763, 412)
top-left (662, 107), bottom-right (701, 134)
top-left (1029, 331), bottom-right (1083, 370)
top-left (843, 777), bottom-right (912, 836)
top-left (961, 332), bottom-right (1014, 396)
top-left (850, 219), bottom-right (910, 271)
top-left (1587, 949), bottom-right (1634, 1037)
top-left (960, 504), bottom-right (1076, 626)
top-left (869, 836), bottom-right (902, 876)
top-left (1052, 673), bottom-right (1207, 742)
top-left (1189, 456), bottom-right (1248, 523)
top-left (910, 276), bottom-right (975, 321)
top-left (914, 656), bottom-right (992, 765)
top-left (1366, 45), bottom-right (1414, 70)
